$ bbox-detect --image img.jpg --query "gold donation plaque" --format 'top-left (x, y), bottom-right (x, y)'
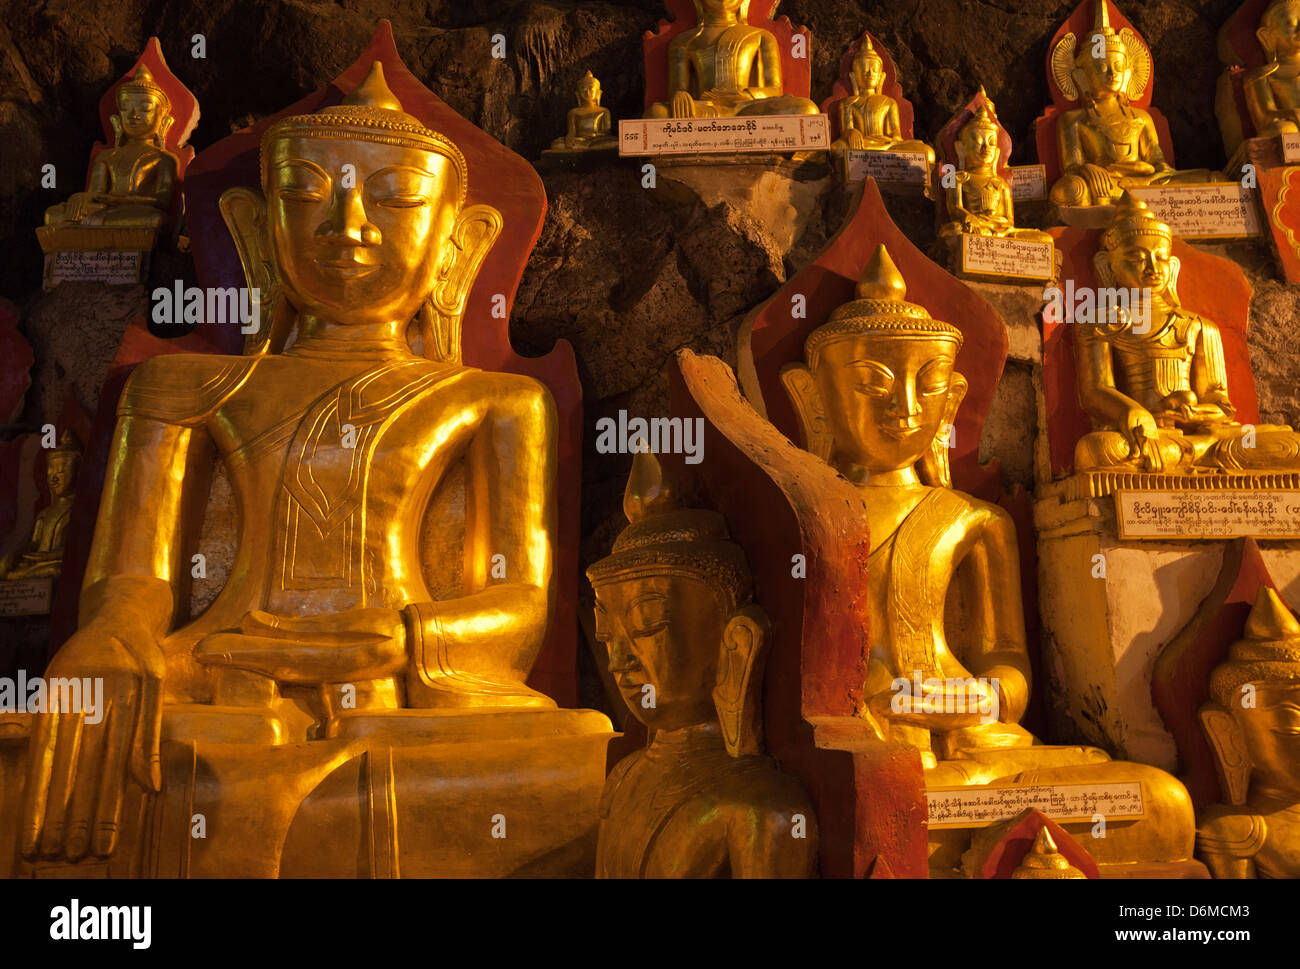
top-left (1283, 132), bottom-right (1300, 165)
top-left (1116, 490), bottom-right (1300, 540)
top-left (618, 115), bottom-right (830, 156)
top-left (960, 234), bottom-right (1054, 281)
top-left (1009, 164), bottom-right (1047, 201)
top-left (1129, 184), bottom-right (1261, 239)
top-left (846, 148), bottom-right (930, 185)
top-left (0, 579), bottom-right (54, 617)
top-left (927, 781), bottom-right (1145, 829)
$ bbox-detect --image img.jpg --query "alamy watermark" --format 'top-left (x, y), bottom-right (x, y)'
top-left (0, 671), bottom-right (102, 723)
top-left (1042, 281), bottom-right (1152, 334)
top-left (595, 410), bottom-right (704, 465)
top-left (151, 282), bottom-right (260, 334)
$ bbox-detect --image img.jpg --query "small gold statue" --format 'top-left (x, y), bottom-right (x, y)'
top-left (589, 450), bottom-right (817, 878)
top-left (829, 36), bottom-right (934, 164)
top-left (1245, 0), bottom-right (1300, 138)
top-left (0, 431), bottom-right (80, 581)
top-left (939, 93), bottom-right (1051, 242)
top-left (1049, 1), bottom-right (1220, 208)
top-left (1197, 587), bottom-right (1300, 878)
top-left (780, 245), bottom-right (1198, 874)
top-left (646, 0), bottom-right (819, 118)
top-left (16, 60), bottom-right (612, 876)
top-left (41, 65), bottom-right (179, 233)
top-left (551, 71), bottom-right (617, 151)
top-left (1073, 193), bottom-right (1300, 473)
top-left (1011, 828), bottom-right (1088, 879)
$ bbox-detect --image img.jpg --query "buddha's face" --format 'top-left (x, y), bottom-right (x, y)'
top-left (117, 90), bottom-right (164, 140)
top-left (1077, 42), bottom-right (1130, 97)
top-left (267, 135), bottom-right (458, 327)
top-left (46, 454), bottom-right (78, 499)
top-left (1262, 4), bottom-right (1300, 60)
top-left (594, 573), bottom-right (725, 731)
top-left (853, 55), bottom-right (885, 95)
top-left (958, 123), bottom-right (1000, 169)
top-left (1233, 683), bottom-right (1300, 796)
top-left (579, 76), bottom-right (601, 105)
top-left (1107, 234), bottom-right (1173, 297)
top-left (812, 334), bottom-right (960, 476)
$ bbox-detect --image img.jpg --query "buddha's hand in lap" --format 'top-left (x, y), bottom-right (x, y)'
top-left (1122, 405), bottom-right (1166, 471)
top-left (1078, 164), bottom-right (1116, 201)
top-left (194, 606), bottom-right (408, 685)
top-left (872, 673), bottom-right (1000, 732)
top-left (21, 614), bottom-right (166, 862)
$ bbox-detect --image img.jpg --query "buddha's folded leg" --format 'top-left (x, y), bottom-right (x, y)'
top-left (1202, 427), bottom-right (1300, 470)
top-left (1050, 173), bottom-right (1095, 208)
top-left (736, 96), bottom-right (820, 117)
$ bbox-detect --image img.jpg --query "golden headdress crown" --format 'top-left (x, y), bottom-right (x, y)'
top-left (1081, 0), bottom-right (1126, 57)
top-left (1011, 829), bottom-right (1086, 880)
top-left (1263, 0), bottom-right (1300, 25)
top-left (587, 451), bottom-right (750, 607)
top-left (1210, 587), bottom-right (1300, 707)
top-left (261, 61), bottom-right (468, 209)
top-left (963, 90), bottom-right (999, 134)
top-left (1101, 192), bottom-right (1173, 250)
top-left (118, 64), bottom-right (171, 114)
top-left (855, 35), bottom-right (883, 65)
top-left (51, 429), bottom-right (82, 458)
top-left (805, 246), bottom-right (963, 367)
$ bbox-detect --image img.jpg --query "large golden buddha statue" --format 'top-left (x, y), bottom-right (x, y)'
top-left (1245, 0), bottom-right (1300, 139)
top-left (1073, 193), bottom-right (1300, 474)
top-left (13, 62), bottom-right (611, 877)
top-left (1197, 587), bottom-right (1300, 878)
top-left (0, 431), bottom-right (80, 582)
top-left (939, 96), bottom-right (1051, 242)
top-left (1049, 1), bottom-right (1219, 209)
top-left (646, 0), bottom-right (818, 119)
top-left (829, 36), bottom-right (934, 164)
top-left (41, 65), bottom-right (179, 234)
top-left (589, 451), bottom-right (816, 878)
top-left (781, 245), bottom-right (1200, 875)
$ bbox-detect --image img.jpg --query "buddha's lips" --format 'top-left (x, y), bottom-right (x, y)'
top-left (881, 424), bottom-right (923, 440)
top-left (314, 259), bottom-right (380, 279)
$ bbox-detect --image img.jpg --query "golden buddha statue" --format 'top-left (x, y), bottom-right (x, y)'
top-left (939, 94), bottom-right (1051, 242)
top-left (1073, 193), bottom-right (1300, 474)
top-left (780, 245), bottom-right (1199, 875)
top-left (14, 61), bottom-right (612, 877)
top-left (0, 431), bottom-right (80, 582)
top-left (1197, 587), bottom-right (1300, 878)
top-left (646, 0), bottom-right (819, 119)
top-left (829, 36), bottom-right (934, 164)
top-left (1049, 1), bottom-right (1220, 208)
top-left (1245, 0), bottom-right (1300, 139)
top-left (590, 450), bottom-right (816, 878)
top-left (42, 65), bottom-right (179, 232)
top-left (551, 71), bottom-right (617, 151)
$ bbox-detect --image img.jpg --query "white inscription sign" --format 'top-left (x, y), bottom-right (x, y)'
top-left (0, 579), bottom-right (54, 617)
top-left (618, 114), bottom-right (830, 156)
top-left (927, 782), bottom-right (1144, 829)
top-left (961, 234), bottom-right (1055, 281)
top-left (1282, 132), bottom-right (1300, 165)
top-left (1116, 490), bottom-right (1300, 540)
top-left (45, 250), bottom-right (142, 286)
top-left (1009, 164), bottom-right (1048, 201)
top-left (1130, 184), bottom-right (1261, 239)
top-left (846, 149), bottom-right (930, 185)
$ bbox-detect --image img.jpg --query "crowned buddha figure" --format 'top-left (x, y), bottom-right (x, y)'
top-left (551, 71), bottom-right (617, 151)
top-left (589, 451), bottom-right (816, 878)
top-left (0, 431), bottom-right (80, 582)
top-left (828, 36), bottom-right (934, 164)
top-left (1049, 1), bottom-right (1220, 209)
top-left (780, 245), bottom-right (1199, 875)
top-left (1245, 0), bottom-right (1300, 139)
top-left (1197, 588), bottom-right (1300, 878)
top-left (645, 0), bottom-right (819, 119)
top-left (14, 61), bottom-right (612, 877)
top-left (1073, 193), bottom-right (1300, 474)
top-left (42, 65), bottom-right (179, 233)
top-left (939, 95), bottom-right (1051, 242)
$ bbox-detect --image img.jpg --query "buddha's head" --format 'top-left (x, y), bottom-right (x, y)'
top-left (955, 95), bottom-right (1001, 172)
top-left (588, 451), bottom-right (767, 753)
top-left (695, 0), bottom-right (748, 25)
top-left (802, 245), bottom-right (966, 486)
top-left (1098, 193), bottom-right (1177, 303)
top-left (850, 37), bottom-right (886, 97)
top-left (1074, 1), bottom-right (1132, 101)
top-left (1260, 0), bottom-right (1300, 63)
top-left (223, 61), bottom-right (501, 360)
top-left (1204, 588), bottom-right (1300, 802)
top-left (113, 65), bottom-right (172, 148)
top-left (45, 431), bottom-right (81, 501)
top-left (577, 70), bottom-right (602, 106)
